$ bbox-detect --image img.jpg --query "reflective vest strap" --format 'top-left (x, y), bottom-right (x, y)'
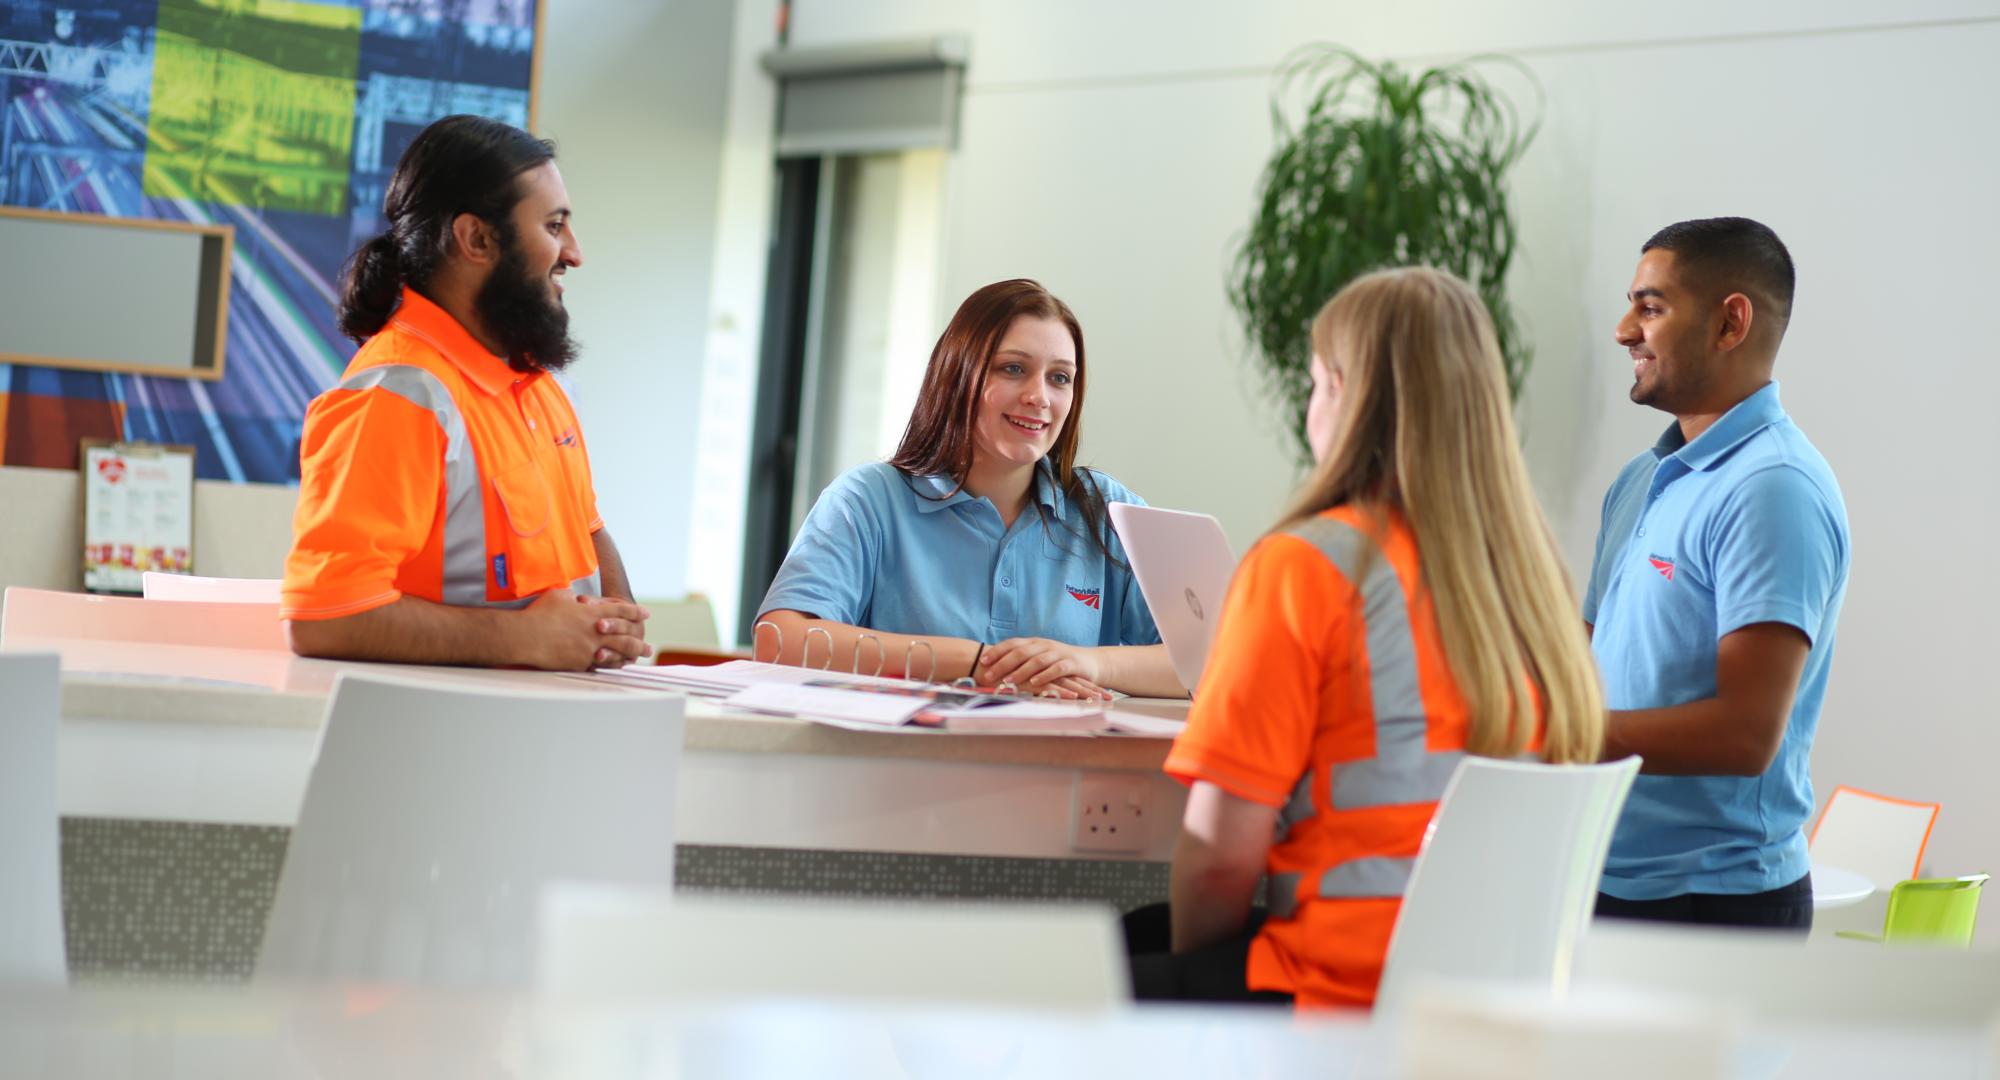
top-left (1318, 855), bottom-right (1415, 899)
top-left (1282, 515), bottom-right (1458, 811)
top-left (337, 364), bottom-right (506, 609)
top-left (1270, 854), bottom-right (1416, 918)
top-left (1331, 750), bottom-right (1465, 812)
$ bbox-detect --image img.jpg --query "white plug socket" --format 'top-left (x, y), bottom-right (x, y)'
top-left (1070, 771), bottom-right (1151, 854)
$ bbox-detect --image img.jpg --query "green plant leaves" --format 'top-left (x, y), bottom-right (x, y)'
top-left (1230, 45), bottom-right (1541, 461)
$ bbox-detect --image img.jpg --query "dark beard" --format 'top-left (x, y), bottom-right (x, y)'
top-left (474, 237), bottom-right (578, 373)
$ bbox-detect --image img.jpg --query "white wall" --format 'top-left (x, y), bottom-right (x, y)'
top-left (684, 0), bottom-right (782, 641)
top-left (538, 0), bottom-right (737, 602)
top-left (783, 2), bottom-right (2000, 913)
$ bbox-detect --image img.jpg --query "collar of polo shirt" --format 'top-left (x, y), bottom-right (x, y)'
top-left (387, 287), bottom-right (533, 397)
top-left (1649, 380), bottom-right (1787, 472)
top-left (907, 464), bottom-right (1070, 520)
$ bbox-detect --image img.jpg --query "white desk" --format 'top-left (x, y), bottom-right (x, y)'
top-left (1810, 862), bottom-right (1876, 910)
top-left (23, 636), bottom-right (1192, 862)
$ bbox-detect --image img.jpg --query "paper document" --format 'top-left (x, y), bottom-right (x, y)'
top-left (920, 701), bottom-right (1109, 734)
top-left (593, 659), bottom-right (929, 698)
top-left (594, 659), bottom-right (1178, 737)
top-left (726, 683), bottom-right (928, 726)
top-left (1102, 712), bottom-right (1186, 738)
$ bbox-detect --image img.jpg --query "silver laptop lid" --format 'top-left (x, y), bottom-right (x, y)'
top-left (1108, 503), bottom-right (1237, 695)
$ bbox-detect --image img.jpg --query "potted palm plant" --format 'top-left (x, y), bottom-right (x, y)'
top-left (1231, 45), bottom-right (1541, 459)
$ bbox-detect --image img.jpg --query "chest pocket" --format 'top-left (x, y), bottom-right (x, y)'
top-left (1033, 528), bottom-right (1106, 644)
top-left (491, 458), bottom-right (559, 596)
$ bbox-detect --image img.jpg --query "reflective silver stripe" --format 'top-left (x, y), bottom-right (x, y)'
top-left (1270, 856), bottom-right (1413, 915)
top-left (1267, 871), bottom-right (1302, 919)
top-left (572, 571), bottom-right (602, 599)
top-left (1273, 770), bottom-right (1316, 844)
top-left (1318, 856), bottom-right (1415, 899)
top-left (337, 365), bottom-right (515, 609)
top-left (1335, 743), bottom-right (1465, 810)
top-left (1283, 516), bottom-right (1458, 811)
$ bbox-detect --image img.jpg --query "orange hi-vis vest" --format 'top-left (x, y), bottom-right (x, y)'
top-left (1165, 505), bottom-right (1478, 1009)
top-left (282, 288), bottom-right (604, 621)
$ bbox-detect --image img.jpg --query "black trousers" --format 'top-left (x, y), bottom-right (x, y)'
top-left (1123, 903), bottom-right (1293, 1005)
top-left (1594, 873), bottom-right (1814, 932)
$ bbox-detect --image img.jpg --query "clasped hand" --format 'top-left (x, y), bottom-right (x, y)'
top-left (524, 589), bottom-right (652, 671)
top-left (976, 637), bottom-right (1113, 700)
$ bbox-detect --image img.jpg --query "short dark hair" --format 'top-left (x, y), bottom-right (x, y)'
top-left (337, 115), bottom-right (557, 342)
top-left (1642, 216), bottom-right (1796, 330)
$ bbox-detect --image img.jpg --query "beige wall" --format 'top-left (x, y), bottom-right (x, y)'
top-left (0, 466), bottom-right (295, 592)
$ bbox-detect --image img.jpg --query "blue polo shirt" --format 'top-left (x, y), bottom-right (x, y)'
top-left (1584, 381), bottom-right (1850, 901)
top-left (758, 461), bottom-right (1162, 650)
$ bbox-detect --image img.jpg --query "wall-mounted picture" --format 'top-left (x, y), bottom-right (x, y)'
top-left (0, 0), bottom-right (538, 481)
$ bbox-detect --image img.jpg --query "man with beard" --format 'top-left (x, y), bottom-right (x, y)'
top-left (1585, 217), bottom-right (1849, 930)
top-left (281, 115), bottom-right (651, 670)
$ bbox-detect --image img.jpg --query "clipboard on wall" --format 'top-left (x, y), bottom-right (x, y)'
top-left (79, 439), bottom-right (197, 595)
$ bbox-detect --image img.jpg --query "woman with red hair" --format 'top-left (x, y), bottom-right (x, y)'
top-left (756, 279), bottom-right (1180, 699)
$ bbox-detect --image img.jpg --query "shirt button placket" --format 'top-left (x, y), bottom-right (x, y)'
top-left (993, 533), bottom-right (1020, 627)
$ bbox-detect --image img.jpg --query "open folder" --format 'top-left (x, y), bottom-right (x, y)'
top-left (726, 682), bottom-right (1111, 734)
top-left (590, 659), bottom-right (1181, 737)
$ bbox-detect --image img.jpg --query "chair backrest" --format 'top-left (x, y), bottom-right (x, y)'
top-left (2, 586), bottom-right (286, 651)
top-left (141, 572), bottom-right (282, 604)
top-left (1808, 785), bottom-right (1940, 887)
top-left (257, 673), bottom-right (685, 989)
top-left (636, 593), bottom-right (721, 650)
top-left (1880, 875), bottom-right (1990, 946)
top-left (536, 885), bottom-right (1128, 1007)
top-left (0, 653), bottom-right (67, 983)
top-left (1375, 755), bottom-right (1641, 1012)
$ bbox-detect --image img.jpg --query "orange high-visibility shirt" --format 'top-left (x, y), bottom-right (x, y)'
top-left (282, 288), bottom-right (604, 621)
top-left (1165, 506), bottom-right (1481, 1009)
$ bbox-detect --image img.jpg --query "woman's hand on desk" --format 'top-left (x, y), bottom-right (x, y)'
top-left (978, 638), bottom-right (1114, 700)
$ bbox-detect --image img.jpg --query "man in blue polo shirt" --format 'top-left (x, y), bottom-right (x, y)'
top-left (1584, 217), bottom-right (1850, 930)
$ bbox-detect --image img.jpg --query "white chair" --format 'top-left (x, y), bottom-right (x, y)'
top-left (2, 586), bottom-right (286, 651)
top-left (0, 653), bottom-right (67, 983)
top-left (537, 884), bottom-right (1128, 1007)
top-left (635, 592), bottom-right (722, 651)
top-left (1808, 785), bottom-right (1940, 888)
top-left (257, 673), bottom-right (684, 989)
top-left (141, 572), bottom-right (282, 604)
top-left (1374, 755), bottom-right (1641, 1013)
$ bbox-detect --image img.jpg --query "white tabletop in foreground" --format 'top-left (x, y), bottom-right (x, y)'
top-left (0, 981), bottom-right (1990, 1080)
top-left (1810, 862), bottom-right (1876, 909)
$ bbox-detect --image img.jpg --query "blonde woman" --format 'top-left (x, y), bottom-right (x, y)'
top-left (1128, 267), bottom-right (1605, 1008)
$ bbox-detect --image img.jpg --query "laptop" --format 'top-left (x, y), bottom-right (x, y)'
top-left (1108, 504), bottom-right (1238, 696)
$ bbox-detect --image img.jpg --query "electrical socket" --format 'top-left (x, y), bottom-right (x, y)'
top-left (1071, 771), bottom-right (1151, 854)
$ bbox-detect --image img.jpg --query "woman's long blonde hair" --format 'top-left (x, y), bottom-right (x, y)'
top-left (1283, 267), bottom-right (1603, 764)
